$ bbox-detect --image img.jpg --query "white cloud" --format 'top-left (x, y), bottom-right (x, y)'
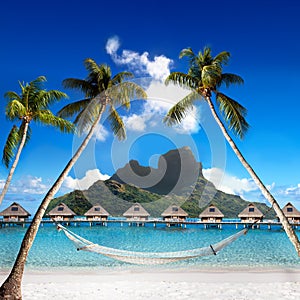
top-left (3, 176), bottom-right (50, 195)
top-left (105, 35), bottom-right (120, 55)
top-left (203, 168), bottom-right (258, 196)
top-left (105, 39), bottom-right (201, 135)
top-left (123, 113), bottom-right (149, 132)
top-left (93, 123), bottom-right (109, 141)
top-left (284, 183), bottom-right (300, 196)
top-left (63, 169), bottom-right (110, 190)
top-left (120, 81), bottom-right (201, 135)
top-left (106, 36), bottom-right (173, 82)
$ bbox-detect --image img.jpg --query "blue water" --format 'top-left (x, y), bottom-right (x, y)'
top-left (1, 223), bottom-right (300, 271)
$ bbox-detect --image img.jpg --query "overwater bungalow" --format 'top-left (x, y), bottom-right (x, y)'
top-left (161, 204), bottom-right (188, 222)
top-left (0, 202), bottom-right (31, 222)
top-left (280, 202), bottom-right (300, 223)
top-left (84, 204), bottom-right (110, 221)
top-left (123, 203), bottom-right (150, 222)
top-left (199, 204), bottom-right (224, 222)
top-left (238, 203), bottom-right (263, 223)
top-left (47, 203), bottom-right (76, 221)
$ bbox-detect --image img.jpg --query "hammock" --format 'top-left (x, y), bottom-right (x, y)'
top-left (57, 224), bottom-right (247, 265)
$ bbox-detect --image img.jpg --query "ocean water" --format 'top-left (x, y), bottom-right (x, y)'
top-left (1, 223), bottom-right (300, 271)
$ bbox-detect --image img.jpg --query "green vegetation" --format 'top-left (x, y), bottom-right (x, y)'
top-left (51, 177), bottom-right (275, 219)
top-left (45, 190), bottom-right (92, 216)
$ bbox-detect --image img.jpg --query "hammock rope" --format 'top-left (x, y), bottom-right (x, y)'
top-left (57, 223), bottom-right (248, 265)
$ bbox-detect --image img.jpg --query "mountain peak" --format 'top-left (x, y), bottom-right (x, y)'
top-left (110, 147), bottom-right (202, 195)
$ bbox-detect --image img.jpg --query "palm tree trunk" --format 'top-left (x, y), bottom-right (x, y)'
top-left (0, 122), bottom-right (29, 205)
top-left (206, 96), bottom-right (300, 255)
top-left (0, 105), bottom-right (106, 300)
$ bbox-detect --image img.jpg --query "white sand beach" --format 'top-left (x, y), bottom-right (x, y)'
top-left (1, 269), bottom-right (300, 300)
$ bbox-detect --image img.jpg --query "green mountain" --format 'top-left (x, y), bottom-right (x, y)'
top-left (47, 147), bottom-right (275, 219)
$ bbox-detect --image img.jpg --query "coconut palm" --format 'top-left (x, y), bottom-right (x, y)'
top-left (164, 47), bottom-right (300, 255)
top-left (0, 76), bottom-right (74, 205)
top-left (0, 59), bottom-right (146, 299)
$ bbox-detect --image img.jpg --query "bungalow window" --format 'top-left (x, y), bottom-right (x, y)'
top-left (11, 207), bottom-right (18, 211)
top-left (134, 207), bottom-right (140, 211)
top-left (94, 207), bottom-right (101, 212)
top-left (57, 207), bottom-right (64, 211)
top-left (287, 207), bottom-right (293, 212)
top-left (249, 207), bottom-right (254, 212)
top-left (172, 207), bottom-right (179, 212)
top-left (209, 208), bottom-right (215, 213)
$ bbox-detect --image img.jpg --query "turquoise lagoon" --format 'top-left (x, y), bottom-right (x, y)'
top-left (1, 222), bottom-right (300, 271)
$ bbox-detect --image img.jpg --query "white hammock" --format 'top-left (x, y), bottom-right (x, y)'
top-left (58, 224), bottom-right (247, 265)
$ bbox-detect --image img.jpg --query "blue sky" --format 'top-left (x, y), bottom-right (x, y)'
top-left (0, 0), bottom-right (300, 213)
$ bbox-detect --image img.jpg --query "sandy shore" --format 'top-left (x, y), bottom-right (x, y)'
top-left (1, 269), bottom-right (300, 299)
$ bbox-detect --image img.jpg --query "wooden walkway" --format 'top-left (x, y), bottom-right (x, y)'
top-left (1, 219), bottom-right (299, 230)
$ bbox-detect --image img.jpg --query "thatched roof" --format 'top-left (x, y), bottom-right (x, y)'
top-left (199, 204), bottom-right (224, 218)
top-left (238, 203), bottom-right (263, 218)
top-left (161, 204), bottom-right (188, 217)
top-left (48, 203), bottom-right (76, 216)
top-left (0, 202), bottom-right (31, 217)
top-left (123, 203), bottom-right (150, 217)
top-left (282, 202), bottom-right (300, 217)
top-left (84, 204), bottom-right (110, 217)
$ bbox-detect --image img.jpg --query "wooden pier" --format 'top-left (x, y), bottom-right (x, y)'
top-left (1, 219), bottom-right (299, 230)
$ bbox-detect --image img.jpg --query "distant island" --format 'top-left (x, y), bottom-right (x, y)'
top-left (48, 147), bottom-right (275, 218)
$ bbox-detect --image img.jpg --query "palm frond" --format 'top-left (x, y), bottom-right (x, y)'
top-left (75, 98), bottom-right (104, 135)
top-left (84, 58), bottom-right (102, 76)
top-left (28, 76), bottom-right (47, 92)
top-left (202, 65), bottom-right (222, 88)
top-left (107, 82), bottom-right (147, 109)
top-left (4, 91), bottom-right (21, 102)
top-left (62, 78), bottom-right (93, 96)
top-left (163, 91), bottom-right (200, 126)
top-left (107, 105), bottom-right (126, 140)
top-left (57, 99), bottom-right (90, 119)
top-left (213, 51), bottom-right (230, 66)
top-left (165, 72), bottom-right (197, 90)
top-left (111, 72), bottom-right (134, 85)
top-left (5, 100), bottom-right (26, 120)
top-left (179, 48), bottom-right (195, 59)
top-left (220, 73), bottom-right (244, 88)
top-left (2, 125), bottom-right (21, 168)
top-left (216, 92), bottom-right (249, 139)
top-left (35, 110), bottom-right (75, 133)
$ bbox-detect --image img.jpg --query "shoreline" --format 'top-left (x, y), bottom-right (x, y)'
top-left (1, 268), bottom-right (300, 299)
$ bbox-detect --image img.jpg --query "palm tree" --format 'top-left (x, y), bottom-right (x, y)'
top-left (0, 76), bottom-right (74, 205)
top-left (0, 59), bottom-right (146, 299)
top-left (164, 47), bottom-right (300, 255)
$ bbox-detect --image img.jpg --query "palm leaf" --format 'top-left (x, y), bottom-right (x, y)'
top-left (111, 72), bottom-right (134, 85)
top-left (4, 91), bottom-right (21, 102)
top-left (202, 65), bottom-right (222, 88)
top-left (62, 78), bottom-right (93, 97)
top-left (5, 100), bottom-right (26, 120)
top-left (213, 51), bottom-right (230, 66)
top-left (165, 72), bottom-right (197, 90)
top-left (163, 91), bottom-right (200, 126)
top-left (35, 110), bottom-right (75, 133)
top-left (57, 99), bottom-right (90, 119)
top-left (216, 92), bottom-right (249, 139)
top-left (107, 82), bottom-right (147, 109)
top-left (107, 105), bottom-right (126, 140)
top-left (2, 125), bottom-right (21, 167)
top-left (220, 73), bottom-right (244, 88)
top-left (84, 58), bottom-right (103, 78)
top-left (75, 98), bottom-right (104, 135)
